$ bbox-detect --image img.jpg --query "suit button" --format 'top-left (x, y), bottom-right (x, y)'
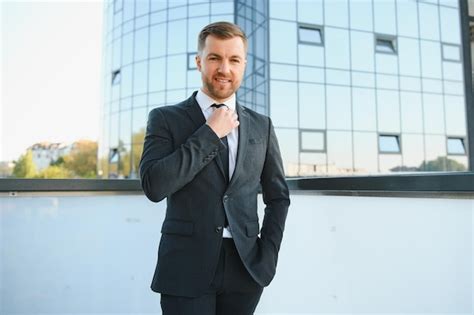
top-left (223, 195), bottom-right (229, 202)
top-left (215, 226), bottom-right (223, 233)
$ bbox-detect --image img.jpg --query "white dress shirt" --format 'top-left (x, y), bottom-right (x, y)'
top-left (195, 89), bottom-right (239, 238)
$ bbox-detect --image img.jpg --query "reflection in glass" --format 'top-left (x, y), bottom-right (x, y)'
top-left (352, 88), bottom-right (376, 131)
top-left (166, 55), bottom-right (186, 90)
top-left (168, 20), bottom-right (187, 54)
top-left (133, 61), bottom-right (149, 95)
top-left (351, 31), bottom-right (374, 72)
top-left (298, 0), bottom-right (323, 25)
top-left (352, 72), bottom-right (375, 88)
top-left (401, 134), bottom-right (424, 170)
top-left (299, 66), bottom-right (324, 84)
top-left (122, 33), bottom-right (134, 65)
top-left (398, 37), bottom-right (420, 76)
top-left (149, 58), bottom-right (166, 92)
top-left (274, 128), bottom-right (299, 176)
top-left (134, 28), bottom-right (149, 61)
top-left (376, 53), bottom-right (398, 74)
top-left (419, 3), bottom-right (440, 40)
top-left (149, 23), bottom-right (167, 58)
top-left (300, 130), bottom-right (325, 152)
top-left (397, 0), bottom-right (418, 37)
top-left (327, 85), bottom-right (351, 130)
top-left (120, 65), bottom-right (133, 98)
top-left (298, 45), bottom-right (324, 67)
top-left (326, 69), bottom-right (350, 86)
top-left (270, 80), bottom-right (298, 128)
top-left (443, 61), bottom-right (463, 81)
top-left (349, 0), bottom-right (373, 31)
top-left (447, 138), bottom-right (466, 155)
top-left (119, 110), bottom-right (132, 145)
top-left (445, 95), bottom-right (467, 135)
top-left (269, 0), bottom-right (296, 20)
top-left (353, 132), bottom-right (378, 173)
top-left (188, 52), bottom-right (197, 70)
top-left (440, 6), bottom-right (461, 44)
top-left (270, 20), bottom-right (297, 64)
top-left (423, 93), bottom-right (445, 134)
top-left (442, 44), bottom-right (461, 61)
top-left (422, 79), bottom-right (442, 94)
top-left (299, 83), bottom-right (325, 129)
top-left (325, 27), bottom-right (350, 69)
top-left (327, 131), bottom-right (353, 173)
top-left (377, 90), bottom-right (400, 133)
top-left (324, 0), bottom-right (348, 28)
top-left (421, 40), bottom-right (442, 79)
top-left (374, 0), bottom-right (396, 35)
top-left (401, 92), bottom-right (423, 133)
top-left (379, 135), bottom-right (401, 153)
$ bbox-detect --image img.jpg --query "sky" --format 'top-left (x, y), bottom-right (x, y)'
top-left (1, 0), bottom-right (104, 162)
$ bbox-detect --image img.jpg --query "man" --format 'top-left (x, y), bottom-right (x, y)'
top-left (139, 21), bottom-right (290, 315)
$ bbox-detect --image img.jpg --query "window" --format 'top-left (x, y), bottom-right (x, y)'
top-left (111, 69), bottom-right (121, 85)
top-left (442, 43), bottom-right (461, 61)
top-left (114, 0), bottom-right (123, 14)
top-left (379, 134), bottom-right (401, 153)
top-left (375, 35), bottom-right (397, 54)
top-left (298, 24), bottom-right (324, 46)
top-left (109, 148), bottom-right (119, 163)
top-left (300, 130), bottom-right (326, 152)
top-left (254, 57), bottom-right (265, 77)
top-left (447, 137), bottom-right (466, 155)
top-left (187, 52), bottom-right (197, 70)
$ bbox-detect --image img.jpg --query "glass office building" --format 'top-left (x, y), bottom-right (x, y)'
top-left (99, 0), bottom-right (470, 178)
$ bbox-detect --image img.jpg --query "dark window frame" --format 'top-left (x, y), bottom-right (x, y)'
top-left (378, 133), bottom-right (402, 154)
top-left (299, 129), bottom-right (326, 153)
top-left (447, 136), bottom-right (467, 156)
top-left (374, 34), bottom-right (397, 55)
top-left (441, 42), bottom-right (462, 62)
top-left (298, 23), bottom-right (324, 46)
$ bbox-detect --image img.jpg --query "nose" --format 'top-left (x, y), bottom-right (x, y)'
top-left (218, 60), bottom-right (230, 74)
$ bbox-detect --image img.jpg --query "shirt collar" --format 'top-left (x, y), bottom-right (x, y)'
top-left (195, 89), bottom-right (236, 112)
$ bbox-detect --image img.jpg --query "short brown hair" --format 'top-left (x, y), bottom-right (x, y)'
top-left (197, 21), bottom-right (247, 54)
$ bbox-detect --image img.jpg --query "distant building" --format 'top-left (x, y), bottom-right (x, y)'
top-left (28, 142), bottom-right (71, 171)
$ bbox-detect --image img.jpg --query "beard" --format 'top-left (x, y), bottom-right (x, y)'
top-left (202, 75), bottom-right (238, 101)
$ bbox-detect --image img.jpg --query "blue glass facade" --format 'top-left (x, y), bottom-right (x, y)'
top-left (100, 0), bottom-right (469, 178)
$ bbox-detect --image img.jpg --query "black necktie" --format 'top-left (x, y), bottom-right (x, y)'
top-left (210, 104), bottom-right (229, 183)
top-left (211, 103), bottom-right (229, 227)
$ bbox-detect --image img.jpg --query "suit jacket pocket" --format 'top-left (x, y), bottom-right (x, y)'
top-left (248, 138), bottom-right (263, 144)
top-left (161, 219), bottom-right (194, 236)
top-left (245, 220), bottom-right (260, 237)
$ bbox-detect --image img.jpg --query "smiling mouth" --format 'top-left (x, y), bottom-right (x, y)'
top-left (215, 78), bottom-right (231, 83)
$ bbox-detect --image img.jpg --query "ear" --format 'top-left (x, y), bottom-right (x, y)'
top-left (195, 55), bottom-right (202, 72)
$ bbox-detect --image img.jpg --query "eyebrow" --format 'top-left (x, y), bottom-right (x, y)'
top-left (207, 53), bottom-right (243, 60)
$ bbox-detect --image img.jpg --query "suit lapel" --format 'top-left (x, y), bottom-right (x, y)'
top-left (184, 92), bottom-right (227, 181)
top-left (228, 103), bottom-right (249, 191)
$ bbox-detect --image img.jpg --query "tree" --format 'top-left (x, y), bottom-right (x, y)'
top-left (420, 156), bottom-right (467, 172)
top-left (34, 165), bottom-right (73, 179)
top-left (12, 150), bottom-right (37, 178)
top-left (63, 140), bottom-right (98, 178)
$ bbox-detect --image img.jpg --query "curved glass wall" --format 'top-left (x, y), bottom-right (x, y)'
top-left (100, 0), bottom-right (469, 178)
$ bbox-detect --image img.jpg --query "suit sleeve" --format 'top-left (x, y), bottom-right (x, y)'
top-left (259, 117), bottom-right (290, 263)
top-left (139, 108), bottom-right (224, 202)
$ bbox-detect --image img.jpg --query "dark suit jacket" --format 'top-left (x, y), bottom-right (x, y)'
top-left (139, 91), bottom-right (290, 298)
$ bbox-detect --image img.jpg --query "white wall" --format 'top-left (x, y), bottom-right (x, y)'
top-left (1, 192), bottom-right (472, 314)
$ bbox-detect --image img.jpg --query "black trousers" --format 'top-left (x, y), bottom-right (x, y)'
top-left (160, 238), bottom-right (264, 315)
